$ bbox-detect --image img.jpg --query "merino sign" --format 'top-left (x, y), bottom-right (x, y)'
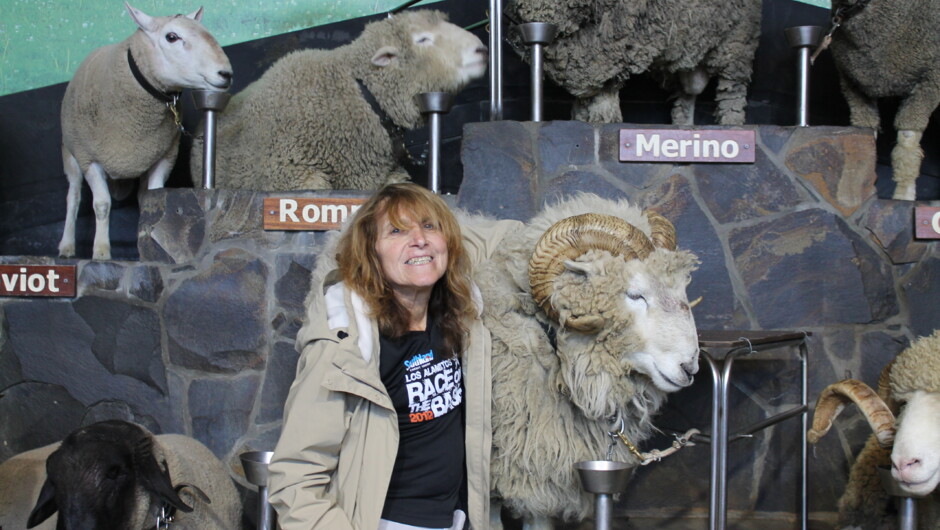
top-left (263, 197), bottom-right (366, 230)
top-left (620, 129), bottom-right (756, 163)
top-left (0, 265), bottom-right (76, 297)
top-left (915, 206), bottom-right (940, 239)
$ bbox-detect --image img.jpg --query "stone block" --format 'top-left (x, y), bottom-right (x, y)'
top-left (190, 375), bottom-right (261, 458)
top-left (902, 254), bottom-right (940, 338)
top-left (165, 249), bottom-right (267, 373)
top-left (138, 189), bottom-right (206, 263)
top-left (863, 199), bottom-right (928, 264)
top-left (459, 121), bottom-right (538, 220)
top-left (0, 381), bottom-right (84, 461)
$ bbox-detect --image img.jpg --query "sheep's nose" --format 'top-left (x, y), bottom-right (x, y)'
top-left (218, 70), bottom-right (233, 88)
top-left (894, 457), bottom-right (922, 474)
top-left (681, 360), bottom-right (698, 378)
top-left (476, 45), bottom-right (488, 57)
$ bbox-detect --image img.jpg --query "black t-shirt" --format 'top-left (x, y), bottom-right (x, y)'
top-left (379, 317), bottom-right (466, 528)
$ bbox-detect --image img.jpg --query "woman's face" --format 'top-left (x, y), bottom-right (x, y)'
top-left (374, 209), bottom-right (449, 301)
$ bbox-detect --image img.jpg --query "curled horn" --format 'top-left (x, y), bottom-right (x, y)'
top-left (528, 213), bottom-right (654, 331)
top-left (645, 210), bottom-right (677, 250)
top-left (807, 379), bottom-right (896, 448)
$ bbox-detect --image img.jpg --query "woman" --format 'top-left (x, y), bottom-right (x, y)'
top-left (268, 183), bottom-right (521, 530)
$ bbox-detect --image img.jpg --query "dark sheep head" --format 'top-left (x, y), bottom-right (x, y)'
top-left (26, 420), bottom-right (193, 529)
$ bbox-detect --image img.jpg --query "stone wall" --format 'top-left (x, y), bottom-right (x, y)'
top-left (0, 123), bottom-right (937, 528)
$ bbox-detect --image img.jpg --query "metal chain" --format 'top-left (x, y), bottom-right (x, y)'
top-left (606, 415), bottom-right (699, 466)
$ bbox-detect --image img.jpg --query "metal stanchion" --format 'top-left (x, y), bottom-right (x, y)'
top-left (575, 460), bottom-right (630, 530)
top-left (240, 451), bottom-right (275, 530)
top-left (191, 89), bottom-right (231, 189)
top-left (517, 23), bottom-right (557, 122)
top-left (416, 92), bottom-right (454, 194)
top-left (489, 0), bottom-right (503, 120)
top-left (878, 467), bottom-right (919, 530)
top-left (784, 26), bottom-right (822, 127)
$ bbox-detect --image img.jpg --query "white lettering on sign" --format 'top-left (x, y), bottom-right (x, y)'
top-left (278, 199), bottom-right (361, 224)
top-left (0, 265), bottom-right (76, 297)
top-left (620, 129), bottom-right (755, 163)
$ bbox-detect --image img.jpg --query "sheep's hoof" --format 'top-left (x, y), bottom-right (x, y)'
top-left (92, 246), bottom-right (112, 260)
top-left (891, 182), bottom-right (916, 201)
top-left (58, 244), bottom-right (76, 258)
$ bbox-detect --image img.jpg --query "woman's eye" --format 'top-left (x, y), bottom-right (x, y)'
top-left (166, 32), bottom-right (180, 43)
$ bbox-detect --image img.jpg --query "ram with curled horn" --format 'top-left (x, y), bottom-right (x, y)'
top-left (468, 193), bottom-right (701, 528)
top-left (807, 330), bottom-right (940, 529)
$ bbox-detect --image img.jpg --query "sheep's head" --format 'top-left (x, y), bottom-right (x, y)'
top-left (126, 3), bottom-right (232, 91)
top-left (361, 11), bottom-right (487, 114)
top-left (809, 331), bottom-right (940, 497)
top-left (27, 420), bottom-right (193, 530)
top-left (527, 212), bottom-right (700, 418)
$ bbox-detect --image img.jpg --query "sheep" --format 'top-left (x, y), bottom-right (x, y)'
top-left (824, 0), bottom-right (940, 200)
top-left (0, 420), bottom-right (241, 530)
top-left (503, 0), bottom-right (762, 124)
top-left (470, 193), bottom-right (701, 528)
top-left (58, 2), bottom-right (232, 260)
top-left (807, 329), bottom-right (940, 529)
top-left (189, 10), bottom-right (487, 191)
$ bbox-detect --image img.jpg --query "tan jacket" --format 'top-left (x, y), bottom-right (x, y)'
top-left (268, 219), bottom-right (522, 530)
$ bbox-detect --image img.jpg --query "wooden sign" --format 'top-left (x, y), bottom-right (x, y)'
top-left (0, 265), bottom-right (76, 297)
top-left (620, 129), bottom-right (756, 163)
top-left (263, 197), bottom-right (367, 231)
top-left (915, 206), bottom-right (940, 239)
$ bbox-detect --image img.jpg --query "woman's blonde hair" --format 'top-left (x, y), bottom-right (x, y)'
top-left (335, 183), bottom-right (476, 355)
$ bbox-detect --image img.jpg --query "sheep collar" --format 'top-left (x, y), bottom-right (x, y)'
top-left (355, 78), bottom-right (408, 163)
top-left (126, 49), bottom-right (182, 105)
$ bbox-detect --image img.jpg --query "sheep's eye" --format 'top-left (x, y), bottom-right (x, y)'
top-left (627, 292), bottom-right (645, 302)
top-left (166, 32), bottom-right (180, 43)
top-left (105, 465), bottom-right (124, 480)
top-left (415, 34), bottom-right (432, 45)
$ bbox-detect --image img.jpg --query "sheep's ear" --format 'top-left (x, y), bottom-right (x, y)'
top-left (371, 46), bottom-right (400, 67)
top-left (125, 2), bottom-right (157, 32)
top-left (186, 6), bottom-right (204, 22)
top-left (563, 259), bottom-right (597, 276)
top-left (26, 479), bottom-right (58, 528)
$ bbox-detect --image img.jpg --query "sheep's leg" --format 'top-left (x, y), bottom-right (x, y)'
top-left (145, 156), bottom-right (174, 190)
top-left (891, 130), bottom-right (923, 201)
top-left (58, 148), bottom-right (83, 258)
top-left (714, 77), bottom-right (748, 126)
top-left (571, 84), bottom-right (622, 123)
top-left (672, 67), bottom-right (709, 125)
top-left (838, 74), bottom-right (881, 132)
top-left (890, 89), bottom-right (940, 201)
top-left (84, 163), bottom-right (113, 260)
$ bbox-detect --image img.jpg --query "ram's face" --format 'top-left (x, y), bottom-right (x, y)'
top-left (554, 249), bottom-right (699, 396)
top-left (891, 391), bottom-right (940, 496)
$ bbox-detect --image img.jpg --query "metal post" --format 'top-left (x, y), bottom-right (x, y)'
top-left (703, 354), bottom-right (723, 530)
top-left (595, 493), bottom-right (613, 530)
top-left (488, 0), bottom-right (503, 120)
top-left (575, 460), bottom-right (630, 530)
top-left (416, 92), bottom-right (454, 194)
top-left (240, 451), bottom-right (275, 530)
top-left (517, 23), bottom-right (557, 122)
top-left (784, 26), bottom-right (822, 127)
top-left (800, 341), bottom-right (809, 530)
top-left (191, 90), bottom-right (231, 189)
top-left (878, 467), bottom-right (919, 530)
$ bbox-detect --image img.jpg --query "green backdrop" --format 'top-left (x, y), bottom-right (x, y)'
top-left (0, 0), bottom-right (827, 97)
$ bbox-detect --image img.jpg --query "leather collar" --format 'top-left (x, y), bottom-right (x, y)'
top-left (127, 49), bottom-right (181, 104)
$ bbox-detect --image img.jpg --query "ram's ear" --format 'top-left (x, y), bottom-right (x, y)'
top-left (563, 259), bottom-right (594, 275)
top-left (135, 437), bottom-right (193, 513)
top-left (27, 478), bottom-right (58, 528)
top-left (371, 45), bottom-right (400, 67)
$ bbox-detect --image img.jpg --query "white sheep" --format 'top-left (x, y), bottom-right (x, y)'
top-left (190, 10), bottom-right (487, 190)
top-left (58, 2), bottom-right (232, 260)
top-left (825, 0), bottom-right (940, 200)
top-left (0, 420), bottom-right (241, 530)
top-left (471, 194), bottom-right (700, 528)
top-left (808, 329), bottom-right (940, 528)
top-left (504, 0), bottom-right (762, 124)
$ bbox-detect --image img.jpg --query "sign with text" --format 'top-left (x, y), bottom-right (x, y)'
top-left (0, 265), bottom-right (76, 297)
top-left (620, 129), bottom-right (756, 163)
top-left (263, 197), bottom-right (367, 231)
top-left (915, 206), bottom-right (940, 239)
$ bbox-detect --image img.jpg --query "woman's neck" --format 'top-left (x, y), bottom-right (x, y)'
top-left (393, 289), bottom-right (431, 331)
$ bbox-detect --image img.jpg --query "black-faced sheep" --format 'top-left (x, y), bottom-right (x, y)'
top-left (826, 0), bottom-right (940, 200)
top-left (808, 329), bottom-right (940, 529)
top-left (58, 3), bottom-right (232, 260)
top-left (0, 420), bottom-right (241, 530)
top-left (504, 0), bottom-right (762, 124)
top-left (190, 10), bottom-right (487, 191)
top-left (471, 194), bottom-right (700, 527)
